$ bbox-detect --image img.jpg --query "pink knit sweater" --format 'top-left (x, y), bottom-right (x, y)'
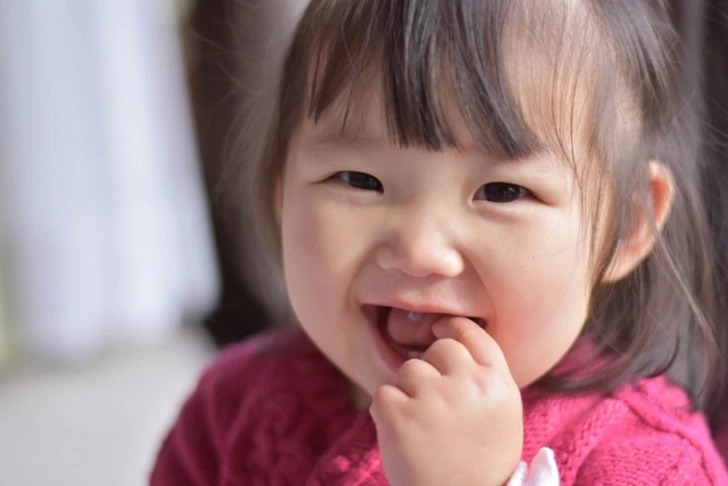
top-left (151, 327), bottom-right (728, 485)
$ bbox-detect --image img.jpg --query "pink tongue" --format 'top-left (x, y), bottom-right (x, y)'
top-left (385, 308), bottom-right (441, 347)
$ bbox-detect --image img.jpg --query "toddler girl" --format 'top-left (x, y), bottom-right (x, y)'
top-left (152, 0), bottom-right (728, 484)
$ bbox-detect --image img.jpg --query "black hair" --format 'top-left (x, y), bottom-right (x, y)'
top-left (245, 0), bottom-right (726, 415)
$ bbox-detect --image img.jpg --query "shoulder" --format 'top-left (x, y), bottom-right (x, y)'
top-left (197, 325), bottom-right (325, 401)
top-left (523, 376), bottom-right (728, 485)
top-left (173, 325), bottom-right (342, 433)
top-left (150, 326), bottom-right (344, 485)
top-left (576, 376), bottom-right (727, 484)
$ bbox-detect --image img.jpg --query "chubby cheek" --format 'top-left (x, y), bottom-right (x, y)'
top-left (280, 189), bottom-right (367, 329)
top-left (481, 226), bottom-right (592, 388)
top-left (281, 202), bottom-right (335, 325)
top-left (505, 272), bottom-right (590, 387)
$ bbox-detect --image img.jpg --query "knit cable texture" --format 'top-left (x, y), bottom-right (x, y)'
top-left (151, 327), bottom-right (728, 485)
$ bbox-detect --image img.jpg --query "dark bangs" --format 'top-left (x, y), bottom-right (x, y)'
top-left (299, 1), bottom-right (543, 157)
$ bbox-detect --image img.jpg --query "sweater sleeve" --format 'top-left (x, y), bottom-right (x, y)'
top-left (149, 342), bottom-right (256, 486)
top-left (521, 376), bottom-right (728, 485)
top-left (571, 378), bottom-right (728, 485)
top-left (575, 430), bottom-right (725, 485)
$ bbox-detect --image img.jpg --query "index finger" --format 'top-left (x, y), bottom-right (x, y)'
top-left (431, 317), bottom-right (508, 369)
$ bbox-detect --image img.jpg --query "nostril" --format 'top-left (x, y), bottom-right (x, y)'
top-left (374, 230), bottom-right (465, 279)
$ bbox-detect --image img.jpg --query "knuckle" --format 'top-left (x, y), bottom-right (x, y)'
top-left (472, 371), bottom-right (507, 398)
top-left (471, 367), bottom-right (519, 402)
top-left (461, 325), bottom-right (485, 343)
top-left (372, 385), bottom-right (400, 415)
top-left (427, 337), bottom-right (457, 355)
top-left (398, 358), bottom-right (425, 377)
top-left (373, 384), bottom-right (396, 403)
top-left (470, 368), bottom-right (491, 393)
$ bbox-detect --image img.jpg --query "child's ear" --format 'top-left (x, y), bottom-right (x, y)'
top-left (602, 161), bottom-right (675, 283)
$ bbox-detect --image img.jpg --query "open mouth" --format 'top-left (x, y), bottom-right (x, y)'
top-left (364, 305), bottom-right (486, 367)
top-left (377, 306), bottom-right (432, 359)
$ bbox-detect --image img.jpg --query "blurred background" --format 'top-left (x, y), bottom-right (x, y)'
top-left (0, 0), bottom-right (302, 484)
top-left (0, 0), bottom-right (725, 485)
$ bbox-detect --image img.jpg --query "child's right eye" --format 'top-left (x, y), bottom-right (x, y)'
top-left (474, 182), bottom-right (530, 203)
top-left (334, 171), bottom-right (383, 192)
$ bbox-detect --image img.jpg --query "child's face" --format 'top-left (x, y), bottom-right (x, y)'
top-left (278, 95), bottom-right (594, 398)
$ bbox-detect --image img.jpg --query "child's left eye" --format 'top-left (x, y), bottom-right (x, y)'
top-left (333, 171), bottom-right (383, 192)
top-left (474, 183), bottom-right (530, 203)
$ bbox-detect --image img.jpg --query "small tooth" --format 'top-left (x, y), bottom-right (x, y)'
top-left (407, 350), bottom-right (423, 359)
top-left (406, 311), bottom-right (424, 322)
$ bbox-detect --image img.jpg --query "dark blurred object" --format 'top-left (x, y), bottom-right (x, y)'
top-left (702, 0), bottom-right (728, 440)
top-left (680, 0), bottom-right (728, 459)
top-left (186, 1), bottom-right (274, 347)
top-left (704, 0), bottom-right (728, 260)
top-left (678, 0), bottom-right (728, 332)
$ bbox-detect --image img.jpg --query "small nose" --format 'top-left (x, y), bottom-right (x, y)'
top-left (375, 212), bottom-right (465, 278)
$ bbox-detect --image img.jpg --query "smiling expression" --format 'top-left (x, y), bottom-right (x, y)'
top-left (278, 92), bottom-right (594, 399)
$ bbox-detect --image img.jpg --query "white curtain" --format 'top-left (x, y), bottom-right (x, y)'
top-left (0, 0), bottom-right (219, 363)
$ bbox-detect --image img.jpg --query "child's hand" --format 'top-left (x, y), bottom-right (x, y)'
top-left (370, 317), bottom-right (523, 486)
